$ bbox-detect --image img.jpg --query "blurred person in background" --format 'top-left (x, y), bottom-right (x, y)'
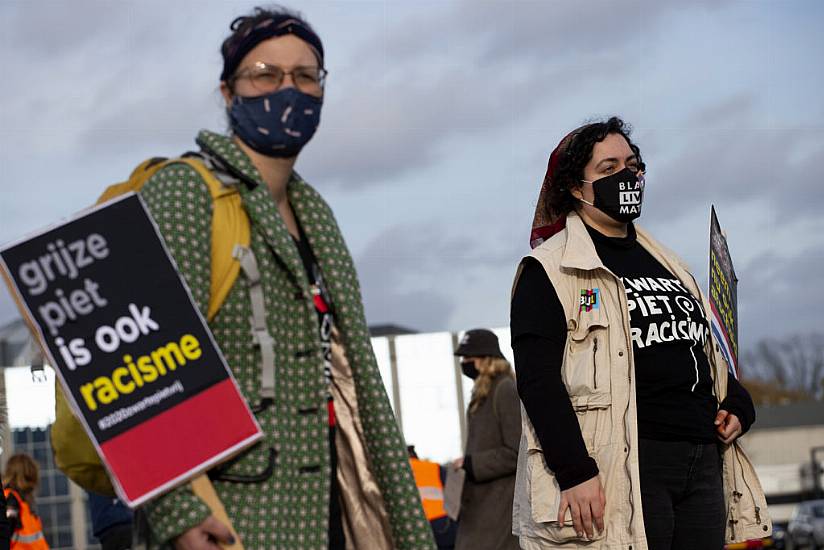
top-left (452, 329), bottom-right (521, 550)
top-left (87, 493), bottom-right (133, 550)
top-left (3, 453), bottom-right (48, 550)
top-left (1, 396), bottom-right (10, 550)
top-left (408, 445), bottom-right (457, 550)
top-left (0, 482), bottom-right (8, 550)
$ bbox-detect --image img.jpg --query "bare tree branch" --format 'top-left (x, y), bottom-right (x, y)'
top-left (744, 333), bottom-right (823, 401)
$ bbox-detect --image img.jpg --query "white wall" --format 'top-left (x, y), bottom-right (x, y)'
top-left (4, 365), bottom-right (55, 429)
top-left (372, 327), bottom-right (512, 463)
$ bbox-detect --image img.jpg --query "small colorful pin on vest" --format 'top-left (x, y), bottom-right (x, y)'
top-left (580, 288), bottom-right (600, 312)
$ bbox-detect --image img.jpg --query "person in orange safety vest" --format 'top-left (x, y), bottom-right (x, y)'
top-left (409, 445), bottom-right (457, 550)
top-left (3, 453), bottom-right (49, 550)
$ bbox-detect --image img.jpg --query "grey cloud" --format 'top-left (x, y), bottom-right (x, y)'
top-left (640, 123), bottom-right (824, 228)
top-left (1, 2), bottom-right (134, 56)
top-left (356, 224), bottom-right (456, 331)
top-left (454, 0), bottom-right (677, 63)
top-left (362, 288), bottom-right (453, 333)
top-left (1, 0), bottom-right (222, 58)
top-left (0, 0), bottom-right (724, 191)
top-left (299, 0), bottom-right (724, 189)
top-left (300, 81), bottom-right (512, 188)
top-left (355, 220), bottom-right (520, 332)
top-left (75, 85), bottom-right (225, 155)
top-left (689, 94), bottom-right (758, 130)
top-left (737, 242), bottom-right (824, 349)
top-left (302, 58), bottom-right (599, 188)
top-left (365, 0), bottom-right (713, 67)
top-left (0, 1), bottom-right (230, 156)
top-left (299, 127), bottom-right (442, 190)
top-left (631, 88), bottom-right (824, 233)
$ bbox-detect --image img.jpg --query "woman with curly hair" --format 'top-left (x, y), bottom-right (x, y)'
top-left (509, 117), bottom-right (769, 549)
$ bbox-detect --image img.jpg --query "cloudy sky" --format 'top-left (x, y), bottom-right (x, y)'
top-left (1, 0), bottom-right (823, 360)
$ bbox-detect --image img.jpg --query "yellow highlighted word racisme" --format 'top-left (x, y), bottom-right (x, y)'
top-left (80, 334), bottom-right (202, 412)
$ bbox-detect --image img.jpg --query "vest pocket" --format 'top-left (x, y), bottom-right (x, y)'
top-left (525, 448), bottom-right (606, 543)
top-left (564, 317), bottom-right (611, 404)
top-left (574, 403), bottom-right (613, 450)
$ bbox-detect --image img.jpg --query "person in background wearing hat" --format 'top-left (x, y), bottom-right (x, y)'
top-left (509, 117), bottom-right (767, 550)
top-left (452, 329), bottom-right (521, 550)
top-left (139, 6), bottom-right (434, 550)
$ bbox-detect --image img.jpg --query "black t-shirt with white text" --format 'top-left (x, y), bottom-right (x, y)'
top-left (589, 224), bottom-right (718, 443)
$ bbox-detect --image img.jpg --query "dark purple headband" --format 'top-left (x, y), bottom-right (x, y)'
top-left (221, 15), bottom-right (325, 82)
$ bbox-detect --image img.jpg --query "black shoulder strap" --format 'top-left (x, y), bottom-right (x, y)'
top-left (194, 140), bottom-right (258, 190)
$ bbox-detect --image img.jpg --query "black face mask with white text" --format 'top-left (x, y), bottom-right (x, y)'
top-left (580, 167), bottom-right (644, 223)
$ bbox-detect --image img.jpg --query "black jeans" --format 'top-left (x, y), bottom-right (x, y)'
top-left (638, 438), bottom-right (726, 550)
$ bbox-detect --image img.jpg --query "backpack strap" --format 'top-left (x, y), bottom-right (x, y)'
top-left (97, 155), bottom-right (250, 321)
top-left (233, 245), bottom-right (276, 405)
top-left (96, 158), bottom-right (162, 203)
top-left (169, 159), bottom-right (276, 408)
top-left (149, 158), bottom-right (275, 407)
top-left (163, 157), bottom-right (251, 322)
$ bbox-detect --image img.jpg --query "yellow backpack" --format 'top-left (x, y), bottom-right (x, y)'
top-left (51, 156), bottom-right (250, 495)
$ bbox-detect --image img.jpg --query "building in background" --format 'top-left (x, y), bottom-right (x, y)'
top-left (369, 326), bottom-right (512, 461)
top-left (739, 400), bottom-right (824, 523)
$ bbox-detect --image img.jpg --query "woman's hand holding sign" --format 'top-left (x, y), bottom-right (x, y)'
top-left (174, 516), bottom-right (236, 550)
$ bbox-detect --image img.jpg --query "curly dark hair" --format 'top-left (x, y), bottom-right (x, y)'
top-left (545, 117), bottom-right (644, 219)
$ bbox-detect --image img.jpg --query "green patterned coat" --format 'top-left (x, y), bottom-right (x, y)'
top-left (140, 130), bottom-right (434, 549)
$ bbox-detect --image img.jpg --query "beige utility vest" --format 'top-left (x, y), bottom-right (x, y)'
top-left (512, 212), bottom-right (771, 550)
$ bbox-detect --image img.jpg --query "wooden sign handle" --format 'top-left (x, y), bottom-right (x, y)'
top-left (190, 475), bottom-right (244, 550)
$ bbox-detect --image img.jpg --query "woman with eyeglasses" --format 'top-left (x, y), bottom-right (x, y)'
top-left (138, 6), bottom-right (434, 550)
top-left (509, 117), bottom-right (769, 549)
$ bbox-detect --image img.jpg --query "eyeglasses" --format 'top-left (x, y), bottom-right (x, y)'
top-left (231, 61), bottom-right (327, 97)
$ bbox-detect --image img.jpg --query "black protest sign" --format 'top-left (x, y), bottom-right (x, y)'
top-left (708, 206), bottom-right (739, 377)
top-left (0, 194), bottom-right (260, 505)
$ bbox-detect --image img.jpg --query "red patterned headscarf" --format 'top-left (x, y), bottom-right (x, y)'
top-left (529, 127), bottom-right (584, 249)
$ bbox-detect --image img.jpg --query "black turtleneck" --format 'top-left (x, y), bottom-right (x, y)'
top-left (510, 222), bottom-right (754, 491)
